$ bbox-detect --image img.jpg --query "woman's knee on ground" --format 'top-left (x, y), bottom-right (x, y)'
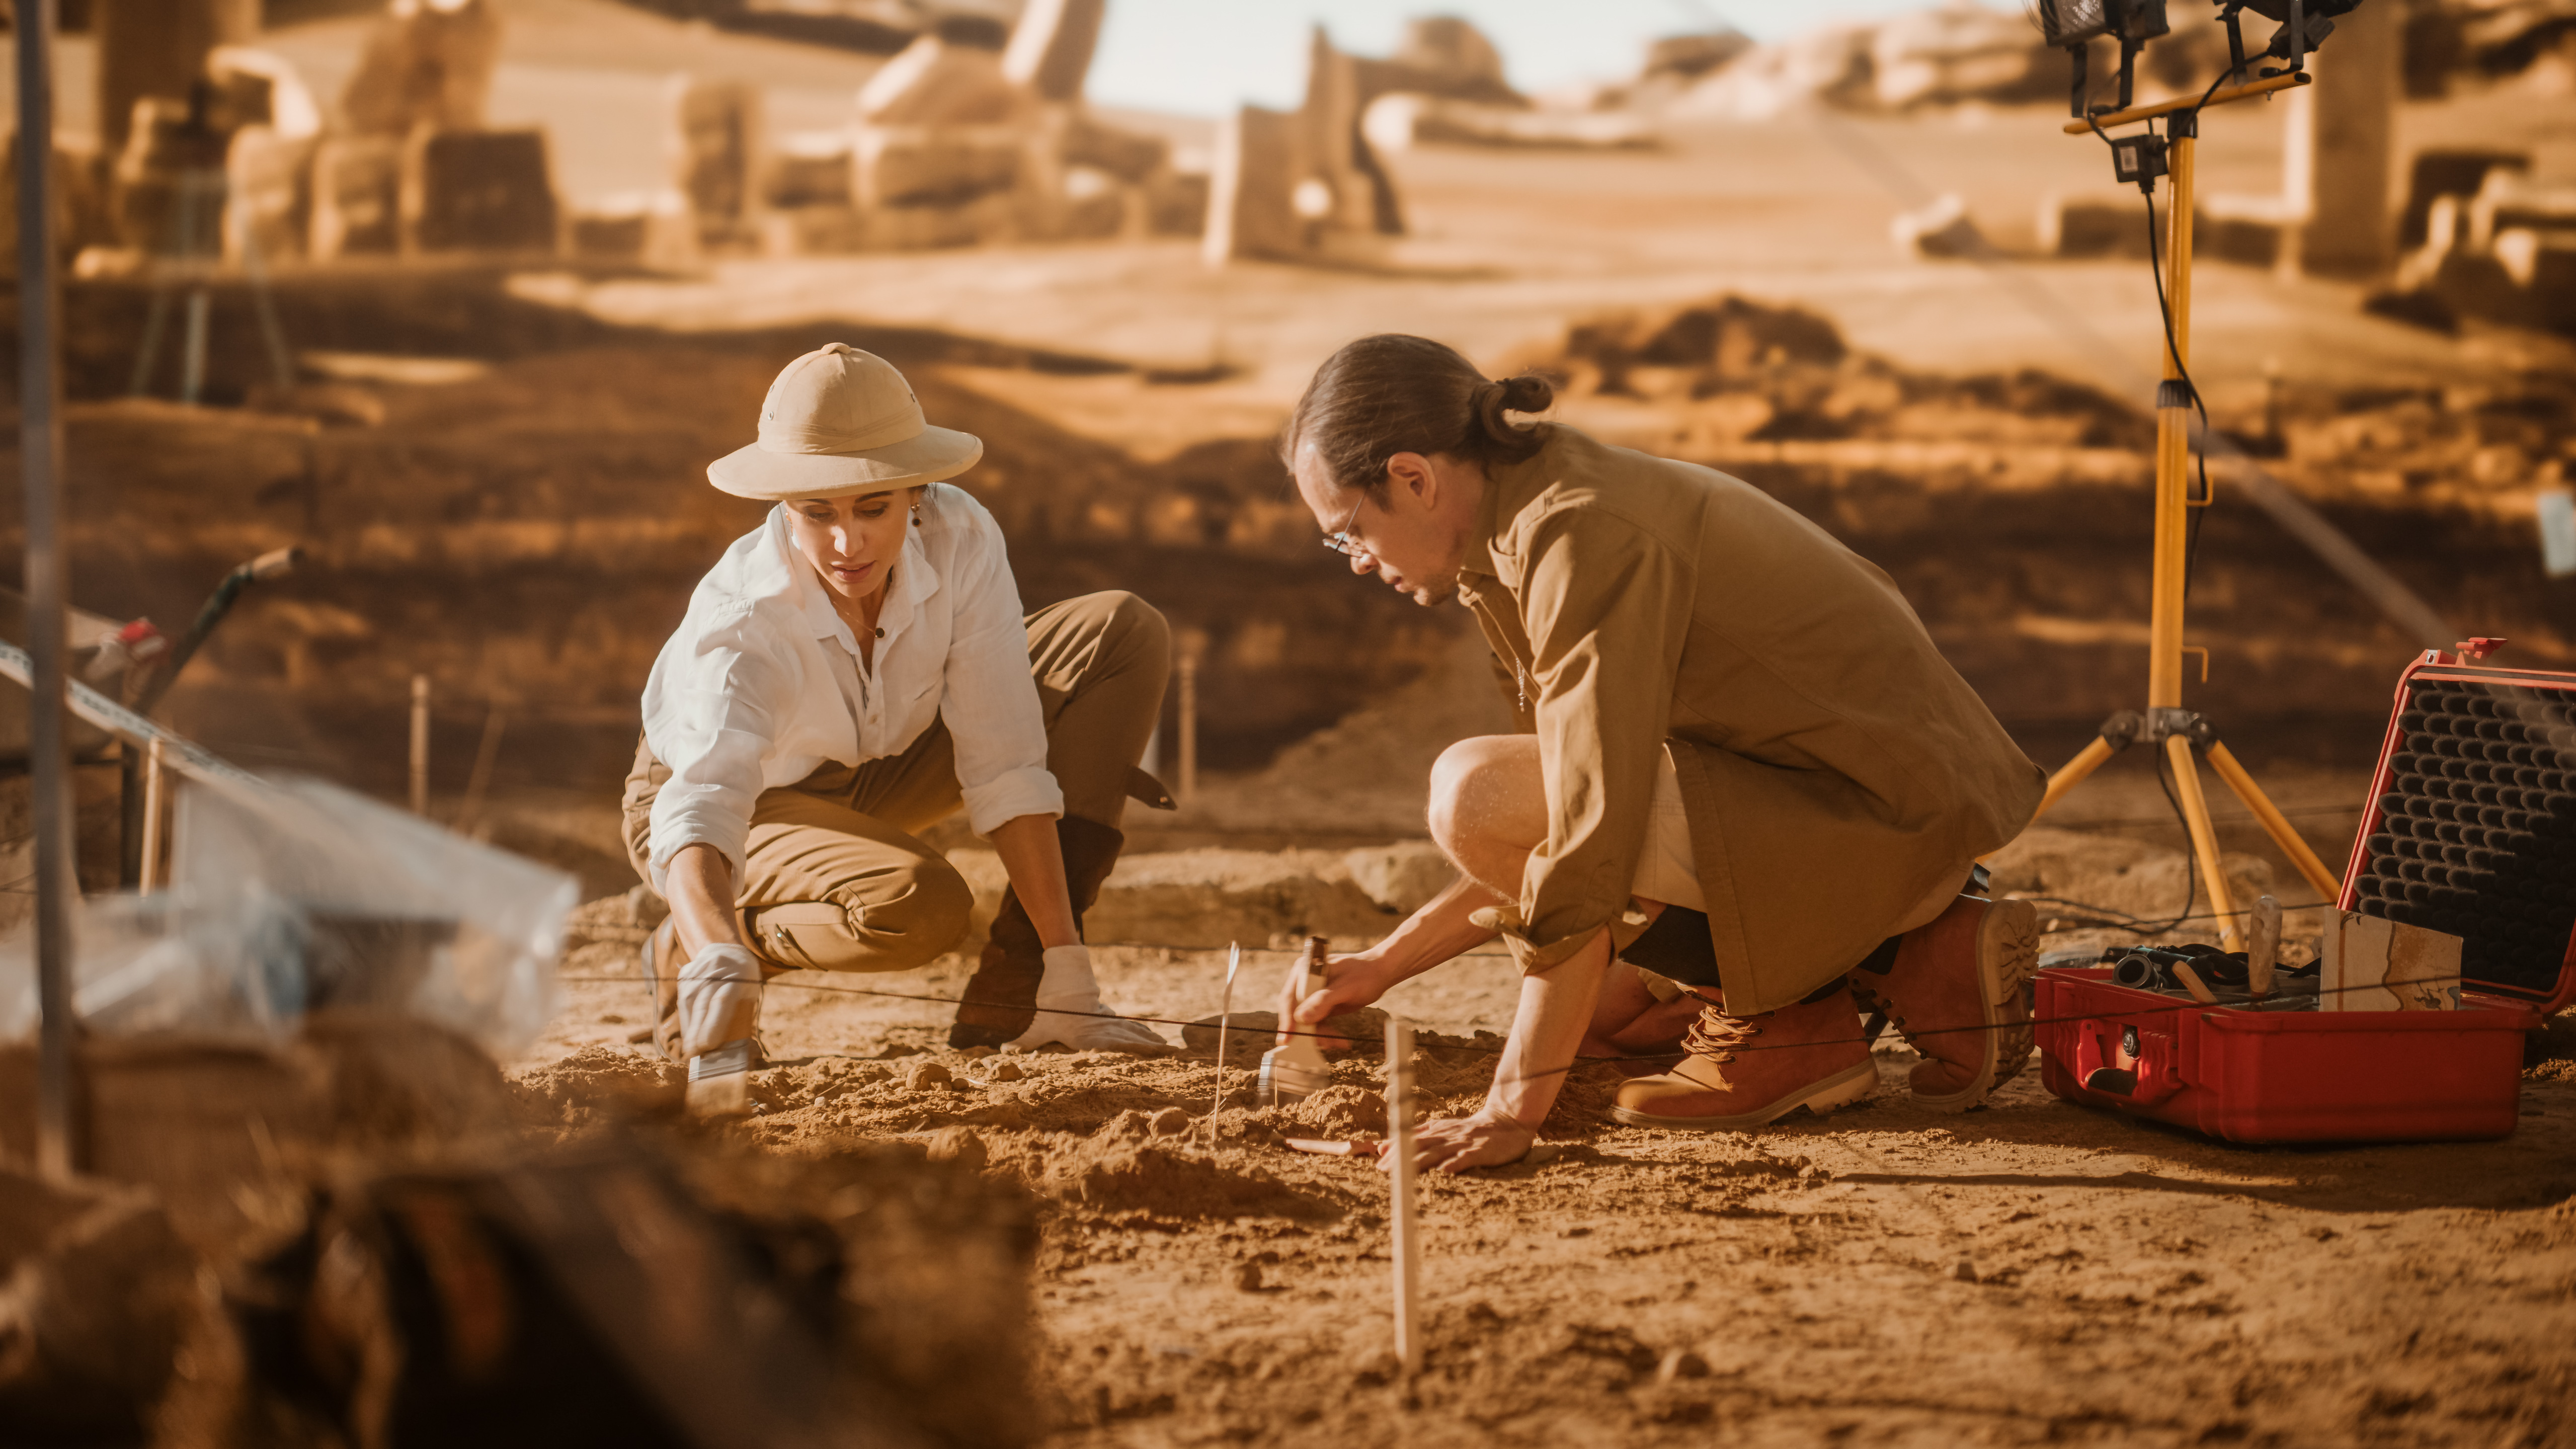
top-left (744, 856), bottom-right (974, 973)
top-left (1427, 735), bottom-right (1544, 859)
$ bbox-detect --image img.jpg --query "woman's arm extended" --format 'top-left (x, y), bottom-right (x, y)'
top-left (1277, 873), bottom-right (1503, 1048)
top-left (667, 843), bottom-right (752, 956)
top-left (989, 813), bottom-right (1079, 948)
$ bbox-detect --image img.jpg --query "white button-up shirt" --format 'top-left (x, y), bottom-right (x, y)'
top-left (640, 484), bottom-right (1061, 887)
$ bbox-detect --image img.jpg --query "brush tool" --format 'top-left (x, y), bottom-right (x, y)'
top-left (1258, 935), bottom-right (1334, 1107)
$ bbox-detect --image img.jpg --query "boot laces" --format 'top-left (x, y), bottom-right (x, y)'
top-left (1681, 1002), bottom-right (1761, 1062)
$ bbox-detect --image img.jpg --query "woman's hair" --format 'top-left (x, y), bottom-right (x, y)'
top-left (1280, 334), bottom-right (1554, 498)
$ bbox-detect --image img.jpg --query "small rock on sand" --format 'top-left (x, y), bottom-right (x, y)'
top-left (1150, 1107), bottom-right (1193, 1136)
top-left (925, 1126), bottom-right (987, 1170)
top-left (908, 1062), bottom-right (954, 1091)
top-left (985, 1059), bottom-right (1026, 1082)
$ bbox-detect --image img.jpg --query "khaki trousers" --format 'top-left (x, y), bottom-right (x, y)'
top-left (622, 591), bottom-right (1169, 974)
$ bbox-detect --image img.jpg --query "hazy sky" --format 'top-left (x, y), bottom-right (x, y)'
top-left (1087, 1), bottom-right (2021, 116)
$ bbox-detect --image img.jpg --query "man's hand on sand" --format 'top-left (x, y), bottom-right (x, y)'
top-left (1274, 951), bottom-right (1392, 1052)
top-left (1393, 1108), bottom-right (1537, 1174)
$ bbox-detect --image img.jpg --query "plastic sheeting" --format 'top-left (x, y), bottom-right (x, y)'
top-left (1, 772), bottom-right (575, 1057)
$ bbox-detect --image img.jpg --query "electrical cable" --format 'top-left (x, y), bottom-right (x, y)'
top-left (2145, 187), bottom-right (2216, 602)
top-left (2140, 742), bottom-right (2203, 935)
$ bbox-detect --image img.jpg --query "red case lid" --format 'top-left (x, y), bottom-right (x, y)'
top-left (2338, 651), bottom-right (2576, 1016)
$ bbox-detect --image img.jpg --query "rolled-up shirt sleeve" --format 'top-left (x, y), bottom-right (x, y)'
top-left (1509, 510), bottom-right (1693, 974)
top-left (645, 603), bottom-right (788, 889)
top-left (937, 510), bottom-right (1064, 834)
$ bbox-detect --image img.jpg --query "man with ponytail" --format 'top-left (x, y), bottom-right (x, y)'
top-left (1275, 333), bottom-right (2045, 1168)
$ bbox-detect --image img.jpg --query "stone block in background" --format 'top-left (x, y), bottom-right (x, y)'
top-left (2528, 238), bottom-right (2576, 335)
top-left (2200, 193), bottom-right (2304, 271)
top-left (2037, 190), bottom-right (2160, 259)
top-left (1055, 165), bottom-right (1129, 240)
top-left (340, 0), bottom-right (502, 136)
top-left (404, 127), bottom-right (558, 254)
top-left (309, 133), bottom-right (404, 258)
top-left (2401, 148), bottom-right (2529, 250)
top-left (852, 123), bottom-right (1023, 209)
top-left (761, 202), bottom-right (867, 256)
top-left (1342, 840), bottom-right (1455, 915)
top-left (668, 75), bottom-right (764, 247)
top-left (1061, 112), bottom-right (1167, 184)
top-left (857, 34), bottom-right (1028, 126)
top-left (1384, 14), bottom-right (1521, 105)
top-left (1892, 191), bottom-right (1982, 258)
top-left (0, 1169), bottom-right (198, 1445)
top-left (223, 124), bottom-right (314, 265)
top-left (1144, 168), bottom-right (1209, 237)
top-left (767, 129), bottom-right (854, 208)
top-left (1002, 0), bottom-right (1106, 104)
top-left (568, 189), bottom-right (695, 268)
top-left (1202, 103), bottom-right (1300, 263)
top-left (864, 191), bottom-right (1016, 251)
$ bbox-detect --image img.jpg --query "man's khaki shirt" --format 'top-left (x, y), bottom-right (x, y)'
top-left (1457, 427), bottom-right (2044, 1014)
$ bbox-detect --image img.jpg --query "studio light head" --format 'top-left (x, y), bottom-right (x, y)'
top-left (2028, 0), bottom-right (2171, 49)
top-left (2029, 0), bottom-right (2171, 115)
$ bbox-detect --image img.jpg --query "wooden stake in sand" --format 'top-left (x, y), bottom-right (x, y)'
top-left (1385, 1015), bottom-right (1420, 1375)
top-left (138, 737), bottom-right (166, 893)
top-left (408, 674), bottom-right (431, 816)
top-left (1209, 941), bottom-right (1242, 1147)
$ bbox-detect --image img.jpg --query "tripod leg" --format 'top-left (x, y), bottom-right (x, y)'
top-left (237, 203), bottom-right (296, 392)
top-left (2164, 735), bottom-right (2240, 949)
top-left (2028, 735), bottom-right (2117, 827)
top-left (129, 283), bottom-right (173, 396)
top-left (2204, 741), bottom-right (2344, 902)
top-left (181, 288), bottom-right (210, 406)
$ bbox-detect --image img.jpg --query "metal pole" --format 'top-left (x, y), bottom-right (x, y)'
top-left (20, 0), bottom-right (80, 1181)
top-left (139, 737), bottom-right (167, 893)
top-left (1176, 651), bottom-right (1198, 804)
top-left (409, 673), bottom-right (431, 815)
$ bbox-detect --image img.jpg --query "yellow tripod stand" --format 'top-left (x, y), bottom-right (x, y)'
top-left (2026, 72), bottom-right (2345, 945)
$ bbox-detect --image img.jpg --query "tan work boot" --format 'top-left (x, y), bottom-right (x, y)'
top-left (1846, 893), bottom-right (2038, 1112)
top-left (1610, 985), bottom-right (1876, 1131)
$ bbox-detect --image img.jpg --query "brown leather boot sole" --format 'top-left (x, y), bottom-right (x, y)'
top-left (1610, 1058), bottom-right (1875, 1131)
top-left (1850, 896), bottom-right (2039, 1113)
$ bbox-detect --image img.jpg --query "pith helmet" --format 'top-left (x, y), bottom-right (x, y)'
top-left (707, 343), bottom-right (984, 499)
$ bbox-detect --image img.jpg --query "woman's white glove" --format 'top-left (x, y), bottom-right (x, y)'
top-left (677, 943), bottom-right (764, 1059)
top-left (1011, 944), bottom-right (1172, 1054)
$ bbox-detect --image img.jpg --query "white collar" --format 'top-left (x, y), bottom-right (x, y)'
top-left (763, 504), bottom-right (942, 655)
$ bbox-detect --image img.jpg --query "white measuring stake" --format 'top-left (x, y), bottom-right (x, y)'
top-left (1385, 1014), bottom-right (1420, 1375)
top-left (1209, 941), bottom-right (1242, 1146)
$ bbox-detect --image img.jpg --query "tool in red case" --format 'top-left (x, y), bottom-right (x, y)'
top-left (2035, 641), bottom-right (2575, 1144)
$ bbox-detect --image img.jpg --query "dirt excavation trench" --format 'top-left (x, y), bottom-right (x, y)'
top-left (5, 274), bottom-right (2575, 1445)
top-left (514, 832), bottom-right (2576, 1449)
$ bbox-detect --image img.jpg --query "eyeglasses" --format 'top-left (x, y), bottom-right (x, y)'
top-left (1321, 494), bottom-right (1370, 558)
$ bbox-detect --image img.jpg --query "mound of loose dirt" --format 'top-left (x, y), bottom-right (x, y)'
top-left (1024, 1110), bottom-right (1332, 1218)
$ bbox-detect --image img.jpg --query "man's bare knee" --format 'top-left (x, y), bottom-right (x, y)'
top-left (1427, 735), bottom-right (1539, 860)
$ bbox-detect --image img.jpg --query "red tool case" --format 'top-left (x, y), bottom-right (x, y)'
top-left (2035, 647), bottom-right (2576, 1144)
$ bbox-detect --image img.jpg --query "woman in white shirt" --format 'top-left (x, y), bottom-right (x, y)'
top-left (621, 344), bottom-right (1172, 1082)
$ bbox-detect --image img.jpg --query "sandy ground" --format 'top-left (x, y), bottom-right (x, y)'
top-left (515, 865), bottom-right (2576, 1448)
